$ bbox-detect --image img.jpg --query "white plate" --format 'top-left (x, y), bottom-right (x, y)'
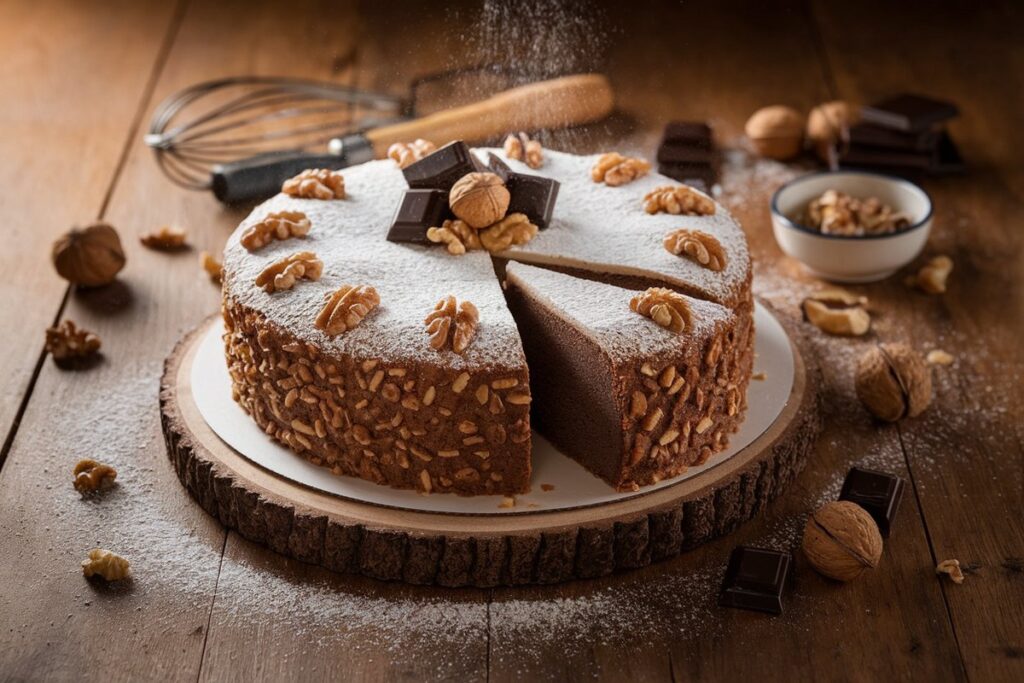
top-left (191, 303), bottom-right (793, 515)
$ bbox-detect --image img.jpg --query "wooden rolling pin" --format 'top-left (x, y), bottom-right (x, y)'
top-left (212, 74), bottom-right (615, 203)
top-left (365, 73), bottom-right (615, 155)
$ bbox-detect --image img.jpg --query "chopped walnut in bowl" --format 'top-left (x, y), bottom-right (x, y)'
top-left (770, 170), bottom-right (932, 283)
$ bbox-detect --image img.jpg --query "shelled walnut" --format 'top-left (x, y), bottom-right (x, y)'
top-left (591, 152), bottom-right (651, 186)
top-left (855, 343), bottom-right (932, 421)
top-left (82, 548), bottom-right (131, 582)
top-left (240, 211), bottom-right (311, 251)
top-left (936, 559), bottom-right (965, 584)
top-left (802, 501), bottom-right (883, 581)
top-left (426, 219), bottom-right (481, 255)
top-left (51, 222), bottom-right (126, 287)
top-left (630, 287), bottom-right (692, 334)
top-left (424, 295), bottom-right (479, 354)
top-left (804, 190), bottom-right (910, 236)
top-left (281, 168), bottom-right (345, 199)
top-left (644, 185), bottom-right (715, 216)
top-left (255, 251), bottom-right (323, 293)
top-left (906, 255), bottom-right (953, 294)
top-left (503, 132), bottom-right (543, 168)
top-left (45, 320), bottom-right (101, 364)
top-left (801, 288), bottom-right (870, 336)
top-left (663, 229), bottom-right (726, 271)
top-left (315, 284), bottom-right (379, 335)
top-left (449, 172), bottom-right (510, 228)
top-left (387, 139), bottom-right (436, 168)
top-left (139, 226), bottom-right (187, 250)
top-left (199, 251), bottom-right (222, 283)
top-left (478, 213), bottom-right (538, 252)
top-left (73, 459), bottom-right (117, 494)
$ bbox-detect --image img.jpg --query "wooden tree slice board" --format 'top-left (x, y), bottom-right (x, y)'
top-left (161, 311), bottom-right (822, 587)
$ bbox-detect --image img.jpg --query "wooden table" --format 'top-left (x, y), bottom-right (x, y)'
top-left (1, 1), bottom-right (1021, 680)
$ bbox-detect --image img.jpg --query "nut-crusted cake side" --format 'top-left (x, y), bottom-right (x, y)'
top-left (505, 263), bottom-right (753, 491)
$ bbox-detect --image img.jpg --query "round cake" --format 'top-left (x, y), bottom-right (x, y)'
top-left (220, 146), bottom-right (753, 496)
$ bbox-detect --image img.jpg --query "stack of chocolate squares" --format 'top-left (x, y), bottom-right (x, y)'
top-left (839, 94), bottom-right (964, 174)
top-left (655, 122), bottom-right (717, 193)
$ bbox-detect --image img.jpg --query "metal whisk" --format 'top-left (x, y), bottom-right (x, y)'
top-left (144, 76), bottom-right (407, 191)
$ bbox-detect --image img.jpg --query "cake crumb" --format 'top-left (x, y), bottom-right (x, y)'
top-left (540, 483), bottom-right (555, 492)
top-left (752, 371), bottom-right (768, 381)
top-left (499, 496), bottom-right (516, 509)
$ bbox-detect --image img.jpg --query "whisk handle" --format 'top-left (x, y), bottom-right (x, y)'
top-left (365, 73), bottom-right (614, 153)
top-left (211, 152), bottom-right (348, 204)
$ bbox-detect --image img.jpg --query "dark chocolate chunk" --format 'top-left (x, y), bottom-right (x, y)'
top-left (402, 140), bottom-right (481, 191)
top-left (657, 162), bottom-right (715, 191)
top-left (718, 546), bottom-right (791, 615)
top-left (848, 123), bottom-right (939, 152)
top-left (838, 143), bottom-right (934, 171)
top-left (487, 153), bottom-right (560, 230)
top-left (861, 94), bottom-right (959, 133)
top-left (656, 144), bottom-right (714, 165)
top-left (662, 121), bottom-right (713, 148)
top-left (931, 130), bottom-right (966, 174)
top-left (386, 189), bottom-right (449, 244)
top-left (839, 467), bottom-right (905, 538)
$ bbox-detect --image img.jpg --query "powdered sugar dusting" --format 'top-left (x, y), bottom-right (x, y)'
top-left (497, 149), bottom-right (751, 306)
top-left (507, 261), bottom-right (731, 363)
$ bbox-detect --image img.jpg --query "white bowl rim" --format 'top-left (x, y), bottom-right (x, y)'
top-left (771, 170), bottom-right (934, 241)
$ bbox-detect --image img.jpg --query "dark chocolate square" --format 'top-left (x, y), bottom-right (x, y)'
top-left (402, 140), bottom-right (481, 191)
top-left (662, 121), bottom-right (712, 148)
top-left (861, 94), bottom-right (959, 133)
top-left (848, 123), bottom-right (939, 152)
top-left (718, 546), bottom-right (791, 615)
top-left (487, 153), bottom-right (560, 230)
top-left (656, 144), bottom-right (714, 166)
top-left (838, 143), bottom-right (934, 171)
top-left (931, 130), bottom-right (966, 174)
top-left (839, 467), bottom-right (905, 538)
top-left (386, 189), bottom-right (449, 244)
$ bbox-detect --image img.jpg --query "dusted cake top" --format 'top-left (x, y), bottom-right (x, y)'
top-left (222, 148), bottom-right (750, 369)
top-left (505, 261), bottom-right (732, 364)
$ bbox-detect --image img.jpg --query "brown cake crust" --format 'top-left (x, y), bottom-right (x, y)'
top-left (222, 297), bottom-right (532, 496)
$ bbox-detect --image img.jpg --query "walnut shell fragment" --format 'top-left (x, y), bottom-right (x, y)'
top-left (802, 501), bottom-right (883, 582)
top-left (802, 288), bottom-right (870, 336)
top-left (855, 343), bottom-right (932, 422)
top-left (51, 222), bottom-right (126, 287)
top-left (449, 172), bottom-right (510, 229)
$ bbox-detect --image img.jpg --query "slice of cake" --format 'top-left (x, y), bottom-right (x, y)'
top-left (504, 262), bottom-right (748, 490)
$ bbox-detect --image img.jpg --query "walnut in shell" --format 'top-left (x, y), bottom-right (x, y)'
top-left (51, 222), bottom-right (126, 287)
top-left (855, 343), bottom-right (932, 422)
top-left (801, 288), bottom-right (870, 336)
top-left (806, 100), bottom-right (860, 162)
top-left (744, 105), bottom-right (805, 160)
top-left (449, 172), bottom-right (510, 229)
top-left (802, 501), bottom-right (883, 581)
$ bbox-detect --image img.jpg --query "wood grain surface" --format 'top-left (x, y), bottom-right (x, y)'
top-left (0, 0), bottom-right (1020, 681)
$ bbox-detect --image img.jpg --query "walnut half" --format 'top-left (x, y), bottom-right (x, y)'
top-left (644, 186), bottom-right (715, 216)
top-left (73, 459), bottom-right (117, 494)
top-left (315, 284), bottom-right (380, 336)
top-left (240, 211), bottom-right (311, 251)
top-left (478, 213), bottom-right (538, 252)
top-left (424, 296), bottom-right (479, 354)
top-left (282, 169), bottom-right (345, 200)
top-left (663, 229), bottom-right (726, 271)
top-left (427, 219), bottom-right (481, 255)
top-left (387, 139), bottom-right (437, 168)
top-left (591, 152), bottom-right (651, 186)
top-left (45, 320), bottom-right (101, 364)
top-left (630, 287), bottom-right (692, 334)
top-left (503, 132), bottom-right (543, 169)
top-left (82, 548), bottom-right (131, 582)
top-left (255, 251), bottom-right (323, 293)
top-left (906, 255), bottom-right (953, 294)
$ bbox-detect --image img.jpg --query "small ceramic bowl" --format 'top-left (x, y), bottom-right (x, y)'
top-left (770, 170), bottom-right (933, 283)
